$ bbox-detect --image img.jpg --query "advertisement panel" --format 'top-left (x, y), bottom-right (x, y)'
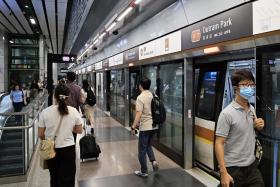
top-left (253, 0), bottom-right (280, 34)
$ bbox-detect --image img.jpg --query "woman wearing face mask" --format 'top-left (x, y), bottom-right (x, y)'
top-left (10, 83), bottom-right (24, 123)
top-left (215, 69), bottom-right (265, 187)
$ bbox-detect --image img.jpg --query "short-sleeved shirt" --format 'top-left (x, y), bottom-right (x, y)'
top-left (38, 105), bottom-right (83, 148)
top-left (136, 90), bottom-right (157, 131)
top-left (216, 101), bottom-right (256, 167)
top-left (66, 82), bottom-right (82, 111)
top-left (10, 90), bottom-right (23, 103)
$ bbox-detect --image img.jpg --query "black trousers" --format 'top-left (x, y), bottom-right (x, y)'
top-left (12, 102), bottom-right (23, 122)
top-left (220, 160), bottom-right (264, 187)
top-left (47, 145), bottom-right (76, 187)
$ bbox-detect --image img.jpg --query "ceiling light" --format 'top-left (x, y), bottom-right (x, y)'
top-left (203, 46), bottom-right (220, 54)
top-left (134, 0), bottom-right (142, 4)
top-left (9, 40), bottom-right (14, 43)
top-left (25, 5), bottom-right (29, 8)
top-left (129, 63), bottom-right (134, 67)
top-left (117, 7), bottom-right (133, 21)
top-left (93, 39), bottom-right (99, 45)
top-left (30, 18), bottom-right (36, 24)
top-left (106, 22), bottom-right (117, 32)
top-left (99, 32), bottom-right (106, 39)
top-left (2, 36), bottom-right (5, 40)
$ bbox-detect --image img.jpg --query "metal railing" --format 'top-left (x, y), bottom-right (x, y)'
top-left (0, 90), bottom-right (48, 176)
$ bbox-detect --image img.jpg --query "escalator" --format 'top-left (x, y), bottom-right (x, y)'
top-left (0, 93), bottom-right (24, 177)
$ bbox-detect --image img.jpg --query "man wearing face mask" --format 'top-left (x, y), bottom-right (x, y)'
top-left (215, 69), bottom-right (265, 187)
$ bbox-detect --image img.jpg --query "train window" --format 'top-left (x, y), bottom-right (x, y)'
top-left (197, 71), bottom-right (218, 120)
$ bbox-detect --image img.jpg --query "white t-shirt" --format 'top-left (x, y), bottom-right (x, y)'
top-left (38, 105), bottom-right (83, 148)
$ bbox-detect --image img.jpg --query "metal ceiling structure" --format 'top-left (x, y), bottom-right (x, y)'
top-left (0, 0), bottom-right (178, 56)
top-left (0, 0), bottom-right (71, 54)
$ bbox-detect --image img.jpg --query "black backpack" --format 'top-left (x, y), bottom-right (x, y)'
top-left (151, 93), bottom-right (166, 127)
top-left (86, 88), bottom-right (96, 106)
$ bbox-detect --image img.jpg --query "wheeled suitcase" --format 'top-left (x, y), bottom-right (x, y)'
top-left (79, 117), bottom-right (101, 162)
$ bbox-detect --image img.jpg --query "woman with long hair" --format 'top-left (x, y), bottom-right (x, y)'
top-left (81, 79), bottom-right (95, 134)
top-left (38, 84), bottom-right (83, 187)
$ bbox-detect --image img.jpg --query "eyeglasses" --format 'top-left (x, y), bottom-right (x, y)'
top-left (238, 83), bottom-right (256, 88)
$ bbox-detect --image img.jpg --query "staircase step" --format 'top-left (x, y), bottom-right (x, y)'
top-left (0, 155), bottom-right (22, 165)
top-left (0, 163), bottom-right (24, 177)
top-left (0, 147), bottom-right (23, 157)
top-left (0, 139), bottom-right (23, 148)
top-left (2, 132), bottom-right (23, 141)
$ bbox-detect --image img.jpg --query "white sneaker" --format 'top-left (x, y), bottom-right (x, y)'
top-left (134, 171), bottom-right (148, 177)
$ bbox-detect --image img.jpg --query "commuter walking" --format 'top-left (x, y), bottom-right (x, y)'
top-left (38, 84), bottom-right (83, 187)
top-left (66, 71), bottom-right (83, 142)
top-left (131, 77), bottom-right (159, 177)
top-left (10, 83), bottom-right (24, 123)
top-left (81, 80), bottom-right (96, 134)
top-left (215, 69), bottom-right (265, 187)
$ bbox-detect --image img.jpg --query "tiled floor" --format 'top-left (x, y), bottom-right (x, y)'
top-left (0, 108), bottom-right (211, 187)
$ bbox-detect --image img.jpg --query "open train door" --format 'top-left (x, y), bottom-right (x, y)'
top-left (194, 62), bottom-right (227, 174)
top-left (193, 55), bottom-right (256, 175)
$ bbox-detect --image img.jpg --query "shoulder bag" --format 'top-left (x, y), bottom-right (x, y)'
top-left (251, 108), bottom-right (263, 163)
top-left (39, 116), bottom-right (63, 161)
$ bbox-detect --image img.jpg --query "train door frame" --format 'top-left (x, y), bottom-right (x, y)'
top-left (192, 49), bottom-right (255, 175)
top-left (184, 58), bottom-right (194, 169)
top-left (128, 66), bottom-right (141, 127)
top-left (193, 61), bottom-right (227, 174)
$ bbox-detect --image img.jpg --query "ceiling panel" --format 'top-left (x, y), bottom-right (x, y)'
top-left (0, 0), bottom-right (24, 33)
top-left (5, 0), bottom-right (33, 34)
top-left (31, 0), bottom-right (52, 53)
top-left (0, 13), bottom-right (17, 33)
top-left (45, 1), bottom-right (57, 54)
top-left (57, 0), bottom-right (67, 54)
top-left (0, 23), bottom-right (7, 32)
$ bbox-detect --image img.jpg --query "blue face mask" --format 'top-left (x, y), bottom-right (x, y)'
top-left (239, 86), bottom-right (255, 100)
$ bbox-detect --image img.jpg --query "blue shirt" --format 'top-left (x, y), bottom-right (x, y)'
top-left (10, 90), bottom-right (24, 103)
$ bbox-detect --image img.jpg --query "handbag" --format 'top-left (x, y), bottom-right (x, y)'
top-left (39, 116), bottom-right (63, 161)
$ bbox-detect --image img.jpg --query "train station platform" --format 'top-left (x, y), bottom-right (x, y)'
top-left (0, 108), bottom-right (218, 187)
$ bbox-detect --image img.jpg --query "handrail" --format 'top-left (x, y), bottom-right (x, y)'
top-left (0, 97), bottom-right (46, 131)
top-left (0, 91), bottom-right (48, 176)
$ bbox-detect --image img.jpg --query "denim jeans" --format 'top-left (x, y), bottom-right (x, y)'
top-left (138, 130), bottom-right (156, 173)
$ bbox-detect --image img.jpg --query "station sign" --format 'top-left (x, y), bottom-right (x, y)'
top-left (49, 54), bottom-right (77, 63)
top-left (123, 47), bottom-right (139, 64)
top-left (181, 3), bottom-right (252, 50)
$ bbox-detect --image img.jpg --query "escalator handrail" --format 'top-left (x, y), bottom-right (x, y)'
top-left (0, 92), bottom-right (9, 103)
top-left (0, 99), bottom-right (46, 131)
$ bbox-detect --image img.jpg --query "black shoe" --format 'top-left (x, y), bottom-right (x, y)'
top-left (91, 128), bottom-right (94, 135)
